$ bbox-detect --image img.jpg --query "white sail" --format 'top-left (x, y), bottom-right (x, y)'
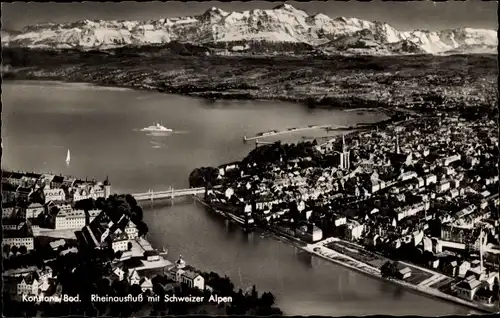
top-left (66, 149), bottom-right (71, 164)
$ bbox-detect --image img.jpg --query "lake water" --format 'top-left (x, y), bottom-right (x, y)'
top-left (1, 81), bottom-right (478, 316)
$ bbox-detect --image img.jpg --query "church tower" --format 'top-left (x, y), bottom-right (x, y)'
top-left (396, 133), bottom-right (401, 154)
top-left (175, 255), bottom-right (187, 269)
top-left (339, 150), bottom-right (344, 170)
top-left (103, 176), bottom-right (111, 199)
top-left (341, 134), bottom-right (350, 170)
top-left (345, 149), bottom-right (350, 170)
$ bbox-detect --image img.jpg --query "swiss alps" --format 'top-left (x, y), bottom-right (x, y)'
top-left (1, 4), bottom-right (497, 55)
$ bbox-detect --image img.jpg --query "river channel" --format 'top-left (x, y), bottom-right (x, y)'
top-left (2, 81), bottom-right (478, 316)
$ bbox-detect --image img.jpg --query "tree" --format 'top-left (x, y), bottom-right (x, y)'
top-left (493, 279), bottom-right (499, 301)
top-left (116, 200), bottom-right (132, 217)
top-left (380, 261), bottom-right (396, 278)
top-left (18, 245), bottom-right (28, 255)
top-left (137, 221), bottom-right (149, 237)
top-left (260, 291), bottom-right (275, 308)
top-left (125, 194), bottom-right (137, 208)
top-left (131, 205), bottom-right (144, 223)
top-left (127, 242), bottom-right (132, 251)
top-left (189, 167), bottom-right (219, 188)
top-left (115, 251), bottom-right (123, 260)
top-left (250, 284), bottom-right (258, 301)
top-left (95, 197), bottom-right (106, 209)
top-left (129, 284), bottom-right (142, 296)
top-left (3, 244), bottom-right (10, 255)
top-left (11, 245), bottom-right (18, 256)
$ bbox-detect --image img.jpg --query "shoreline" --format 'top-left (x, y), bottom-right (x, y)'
top-left (302, 240), bottom-right (497, 314)
top-left (3, 79), bottom-right (134, 92)
top-left (2, 77), bottom-right (404, 115)
top-left (191, 196), bottom-right (497, 314)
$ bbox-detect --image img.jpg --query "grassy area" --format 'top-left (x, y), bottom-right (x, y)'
top-left (327, 242), bottom-right (386, 268)
top-left (431, 277), bottom-right (456, 293)
top-left (326, 241), bottom-right (433, 285)
top-left (405, 270), bottom-right (432, 285)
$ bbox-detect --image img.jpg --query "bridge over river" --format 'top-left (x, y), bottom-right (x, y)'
top-left (132, 185), bottom-right (222, 202)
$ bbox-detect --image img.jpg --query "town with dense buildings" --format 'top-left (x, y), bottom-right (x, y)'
top-left (194, 111), bottom-right (499, 311)
top-left (2, 111), bottom-right (499, 314)
top-left (1, 171), bottom-right (282, 316)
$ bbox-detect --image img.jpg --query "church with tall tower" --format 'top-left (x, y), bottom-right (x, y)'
top-left (396, 132), bottom-right (401, 154)
top-left (339, 134), bottom-right (351, 170)
top-left (103, 176), bottom-right (111, 199)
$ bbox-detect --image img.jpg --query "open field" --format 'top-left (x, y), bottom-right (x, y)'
top-left (2, 48), bottom-right (497, 110)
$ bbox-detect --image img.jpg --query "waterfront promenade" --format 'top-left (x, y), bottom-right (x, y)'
top-left (302, 238), bottom-right (497, 314)
top-left (192, 190), bottom-right (496, 314)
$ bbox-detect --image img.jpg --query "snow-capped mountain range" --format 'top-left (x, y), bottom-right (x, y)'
top-left (2, 4), bottom-right (497, 55)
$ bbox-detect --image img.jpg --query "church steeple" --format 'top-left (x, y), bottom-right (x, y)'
top-left (175, 255), bottom-right (186, 269)
top-left (396, 133), bottom-right (400, 154)
top-left (340, 134), bottom-right (350, 170)
top-left (103, 176), bottom-right (111, 199)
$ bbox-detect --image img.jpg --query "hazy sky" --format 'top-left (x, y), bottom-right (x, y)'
top-left (2, 0), bottom-right (498, 32)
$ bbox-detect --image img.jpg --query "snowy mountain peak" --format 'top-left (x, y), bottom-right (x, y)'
top-left (272, 3), bottom-right (309, 17)
top-left (334, 17), bottom-right (349, 23)
top-left (2, 4), bottom-right (497, 55)
top-left (204, 7), bottom-right (229, 15)
top-left (273, 3), bottom-right (298, 11)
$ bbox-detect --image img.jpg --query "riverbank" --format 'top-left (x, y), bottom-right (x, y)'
top-left (193, 195), bottom-right (254, 230)
top-left (302, 239), bottom-right (498, 314)
top-left (192, 196), bottom-right (496, 314)
top-left (3, 51), bottom-right (496, 111)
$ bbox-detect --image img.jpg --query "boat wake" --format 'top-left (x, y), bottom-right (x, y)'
top-left (25, 144), bottom-right (65, 149)
top-left (133, 129), bottom-right (174, 136)
top-left (146, 131), bottom-right (174, 137)
top-left (171, 130), bottom-right (189, 135)
top-left (149, 140), bottom-right (167, 149)
top-left (135, 95), bottom-right (154, 100)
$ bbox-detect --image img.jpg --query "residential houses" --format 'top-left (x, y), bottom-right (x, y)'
top-left (455, 275), bottom-right (482, 300)
top-left (55, 209), bottom-right (87, 230)
top-left (3, 225), bottom-right (35, 250)
top-left (26, 203), bottom-right (45, 219)
top-left (166, 256), bottom-right (205, 291)
top-left (4, 272), bottom-right (40, 297)
top-left (43, 188), bottom-right (66, 204)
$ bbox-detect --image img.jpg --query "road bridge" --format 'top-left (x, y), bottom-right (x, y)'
top-left (132, 185), bottom-right (222, 202)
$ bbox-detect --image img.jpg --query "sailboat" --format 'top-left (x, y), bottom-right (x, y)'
top-left (65, 149), bottom-right (71, 165)
top-left (159, 246), bottom-right (168, 257)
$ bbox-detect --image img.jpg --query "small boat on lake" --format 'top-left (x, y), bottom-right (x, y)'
top-left (140, 122), bottom-right (173, 132)
top-left (159, 246), bottom-right (168, 257)
top-left (65, 149), bottom-right (71, 165)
